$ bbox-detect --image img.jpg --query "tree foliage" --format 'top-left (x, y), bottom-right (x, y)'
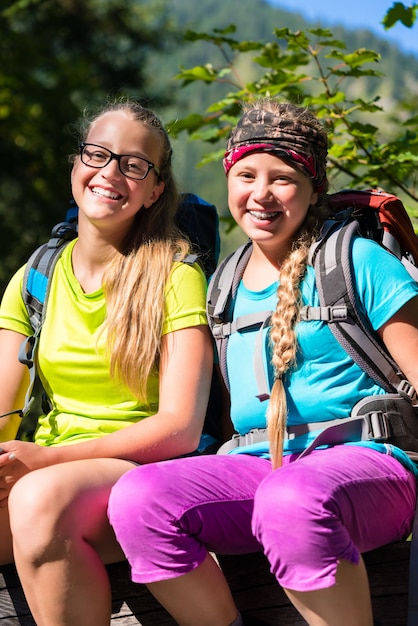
top-left (168, 4), bottom-right (418, 232)
top-left (0, 0), bottom-right (174, 292)
top-left (1, 0), bottom-right (418, 292)
top-left (383, 1), bottom-right (418, 28)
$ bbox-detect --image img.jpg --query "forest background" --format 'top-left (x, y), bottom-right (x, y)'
top-left (1, 0), bottom-right (418, 295)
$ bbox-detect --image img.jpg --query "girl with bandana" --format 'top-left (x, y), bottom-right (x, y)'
top-left (108, 99), bottom-right (418, 626)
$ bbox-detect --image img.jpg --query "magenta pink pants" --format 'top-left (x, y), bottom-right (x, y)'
top-left (108, 446), bottom-right (416, 591)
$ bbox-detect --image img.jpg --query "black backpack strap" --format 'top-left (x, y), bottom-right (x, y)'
top-left (22, 241), bottom-right (68, 334)
top-left (176, 193), bottom-right (220, 279)
top-left (18, 227), bottom-right (75, 416)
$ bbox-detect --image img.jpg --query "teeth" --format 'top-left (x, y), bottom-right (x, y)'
top-left (249, 210), bottom-right (278, 219)
top-left (92, 187), bottom-right (121, 200)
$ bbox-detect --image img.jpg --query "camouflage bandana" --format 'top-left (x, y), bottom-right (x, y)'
top-left (223, 108), bottom-right (328, 192)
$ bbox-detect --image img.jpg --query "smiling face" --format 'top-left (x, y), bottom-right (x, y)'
top-left (227, 151), bottom-right (318, 256)
top-left (71, 110), bottom-right (165, 236)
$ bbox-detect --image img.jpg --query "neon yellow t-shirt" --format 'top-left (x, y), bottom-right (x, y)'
top-left (0, 239), bottom-right (208, 446)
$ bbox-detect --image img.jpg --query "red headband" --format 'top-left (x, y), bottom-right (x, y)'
top-left (223, 142), bottom-right (322, 189)
top-left (223, 107), bottom-right (328, 192)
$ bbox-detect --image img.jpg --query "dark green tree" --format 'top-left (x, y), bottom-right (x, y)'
top-left (0, 0), bottom-right (174, 292)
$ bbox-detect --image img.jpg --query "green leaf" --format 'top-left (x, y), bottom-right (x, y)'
top-left (348, 123), bottom-right (380, 142)
top-left (234, 41), bottom-right (265, 53)
top-left (317, 38), bottom-right (347, 49)
top-left (404, 115), bottom-right (418, 126)
top-left (175, 64), bottom-right (217, 85)
top-left (213, 25), bottom-right (237, 35)
top-left (383, 3), bottom-right (417, 29)
top-left (190, 127), bottom-right (224, 142)
top-left (198, 148), bottom-right (226, 167)
top-left (308, 27), bottom-right (336, 38)
top-left (326, 48), bottom-right (380, 68)
top-left (331, 68), bottom-right (384, 78)
top-left (184, 28), bottom-right (238, 47)
top-left (167, 113), bottom-right (207, 137)
top-left (309, 91), bottom-right (346, 105)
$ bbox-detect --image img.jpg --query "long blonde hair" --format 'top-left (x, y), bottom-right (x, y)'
top-left (238, 100), bottom-right (330, 468)
top-left (78, 100), bottom-right (189, 402)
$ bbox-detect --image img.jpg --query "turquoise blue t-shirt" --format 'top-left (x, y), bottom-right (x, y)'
top-left (226, 237), bottom-right (418, 475)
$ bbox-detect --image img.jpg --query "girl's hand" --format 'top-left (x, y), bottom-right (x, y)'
top-left (0, 441), bottom-right (54, 506)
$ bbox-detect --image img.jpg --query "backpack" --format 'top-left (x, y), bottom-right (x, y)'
top-left (17, 192), bottom-right (222, 449)
top-left (207, 188), bottom-right (418, 453)
top-left (299, 189), bottom-right (418, 457)
top-left (207, 188), bottom-right (418, 626)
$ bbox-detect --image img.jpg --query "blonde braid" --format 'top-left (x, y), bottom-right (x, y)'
top-left (267, 202), bottom-right (329, 469)
top-left (267, 237), bottom-right (310, 468)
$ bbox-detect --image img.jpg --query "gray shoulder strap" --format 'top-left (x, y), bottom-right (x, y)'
top-left (207, 243), bottom-right (253, 393)
top-left (305, 220), bottom-right (406, 393)
top-left (207, 242), bottom-right (273, 399)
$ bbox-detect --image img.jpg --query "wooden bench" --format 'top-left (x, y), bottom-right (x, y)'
top-left (0, 541), bottom-right (410, 625)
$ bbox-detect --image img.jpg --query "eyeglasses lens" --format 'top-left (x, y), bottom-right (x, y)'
top-left (80, 144), bottom-right (152, 180)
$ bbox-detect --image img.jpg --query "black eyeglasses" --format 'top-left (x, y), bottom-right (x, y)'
top-left (79, 143), bottom-right (161, 180)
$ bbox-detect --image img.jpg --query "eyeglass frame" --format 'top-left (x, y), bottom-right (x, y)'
top-left (79, 142), bottom-right (161, 180)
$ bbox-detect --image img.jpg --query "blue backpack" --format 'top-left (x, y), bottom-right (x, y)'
top-left (17, 193), bottom-right (222, 449)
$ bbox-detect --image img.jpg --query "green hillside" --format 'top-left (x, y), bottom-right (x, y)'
top-left (149, 0), bottom-right (418, 255)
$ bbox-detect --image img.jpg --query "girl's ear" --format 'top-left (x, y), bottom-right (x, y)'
top-left (70, 156), bottom-right (80, 184)
top-left (310, 191), bottom-right (319, 206)
top-left (144, 180), bottom-right (165, 208)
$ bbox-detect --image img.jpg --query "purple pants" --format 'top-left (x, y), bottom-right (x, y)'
top-left (108, 446), bottom-right (416, 591)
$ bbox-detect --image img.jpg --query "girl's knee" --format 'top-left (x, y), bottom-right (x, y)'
top-left (252, 465), bottom-right (334, 545)
top-left (9, 470), bottom-right (66, 560)
top-left (9, 470), bottom-right (56, 532)
top-left (109, 463), bottom-right (183, 563)
top-left (254, 467), bottom-right (308, 517)
top-left (109, 464), bottom-right (171, 536)
top-left (10, 464), bottom-right (104, 545)
top-left (252, 468), bottom-right (338, 585)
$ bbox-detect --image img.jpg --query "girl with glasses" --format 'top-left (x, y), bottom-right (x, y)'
top-left (0, 99), bottom-right (212, 625)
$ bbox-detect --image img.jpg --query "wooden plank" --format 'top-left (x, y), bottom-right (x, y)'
top-left (106, 561), bottom-right (176, 626)
top-left (0, 541), bottom-right (411, 625)
top-left (0, 561), bottom-right (175, 626)
top-left (0, 564), bottom-right (35, 626)
top-left (218, 543), bottom-right (410, 626)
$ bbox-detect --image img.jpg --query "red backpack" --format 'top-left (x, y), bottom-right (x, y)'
top-left (327, 188), bottom-right (418, 273)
